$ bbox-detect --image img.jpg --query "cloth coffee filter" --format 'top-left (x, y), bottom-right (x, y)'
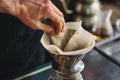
top-left (41, 22), bottom-right (95, 55)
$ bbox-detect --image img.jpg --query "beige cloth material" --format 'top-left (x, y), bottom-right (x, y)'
top-left (41, 22), bottom-right (95, 55)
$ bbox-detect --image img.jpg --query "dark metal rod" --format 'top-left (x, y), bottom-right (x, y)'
top-left (94, 46), bottom-right (120, 67)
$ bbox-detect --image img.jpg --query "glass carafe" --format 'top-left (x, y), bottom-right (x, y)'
top-left (92, 9), bottom-right (113, 40)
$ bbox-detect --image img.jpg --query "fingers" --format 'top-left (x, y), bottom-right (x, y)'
top-left (47, 8), bottom-right (65, 34)
top-left (16, 0), bottom-right (65, 35)
top-left (49, 14), bottom-right (64, 34)
top-left (38, 1), bottom-right (65, 34)
top-left (50, 1), bottom-right (65, 32)
top-left (35, 21), bottom-right (56, 35)
top-left (28, 0), bottom-right (65, 34)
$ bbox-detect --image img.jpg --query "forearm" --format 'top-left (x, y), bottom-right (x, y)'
top-left (0, 0), bottom-right (16, 14)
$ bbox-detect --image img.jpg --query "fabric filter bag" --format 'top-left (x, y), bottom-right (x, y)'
top-left (41, 22), bottom-right (95, 55)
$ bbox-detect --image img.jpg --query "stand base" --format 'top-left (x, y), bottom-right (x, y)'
top-left (48, 73), bottom-right (83, 80)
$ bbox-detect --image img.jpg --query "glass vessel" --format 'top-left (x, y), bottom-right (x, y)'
top-left (92, 9), bottom-right (113, 40)
top-left (116, 19), bottom-right (120, 32)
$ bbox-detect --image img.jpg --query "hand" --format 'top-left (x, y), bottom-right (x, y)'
top-left (1, 0), bottom-right (65, 35)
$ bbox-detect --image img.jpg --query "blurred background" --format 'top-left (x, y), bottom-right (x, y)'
top-left (52, 0), bottom-right (120, 24)
top-left (51, 0), bottom-right (120, 40)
